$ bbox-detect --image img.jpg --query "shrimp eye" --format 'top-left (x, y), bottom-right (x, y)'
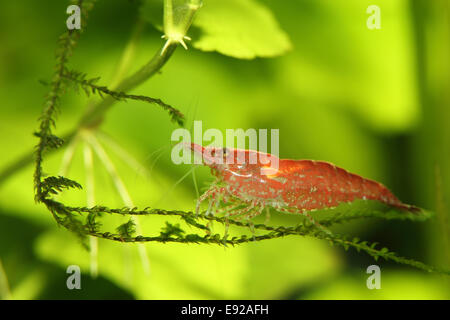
top-left (210, 149), bottom-right (216, 156)
top-left (222, 147), bottom-right (229, 156)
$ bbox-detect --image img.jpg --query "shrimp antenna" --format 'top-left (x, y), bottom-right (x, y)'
top-left (154, 166), bottom-right (198, 207)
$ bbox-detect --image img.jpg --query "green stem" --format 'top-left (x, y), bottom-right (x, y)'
top-left (109, 19), bottom-right (145, 90)
top-left (164, 0), bottom-right (174, 31)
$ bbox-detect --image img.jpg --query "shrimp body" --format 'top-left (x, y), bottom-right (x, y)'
top-left (187, 143), bottom-right (418, 219)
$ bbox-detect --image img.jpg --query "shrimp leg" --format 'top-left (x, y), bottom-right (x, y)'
top-left (196, 185), bottom-right (226, 216)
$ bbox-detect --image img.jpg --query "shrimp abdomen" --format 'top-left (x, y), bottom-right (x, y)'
top-left (278, 160), bottom-right (416, 212)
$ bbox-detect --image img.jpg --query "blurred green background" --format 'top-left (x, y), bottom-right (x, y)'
top-left (0, 0), bottom-right (449, 299)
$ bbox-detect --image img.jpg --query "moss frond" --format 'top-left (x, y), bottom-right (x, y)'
top-left (63, 69), bottom-right (185, 126)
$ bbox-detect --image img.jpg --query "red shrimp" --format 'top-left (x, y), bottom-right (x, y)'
top-left (186, 143), bottom-right (419, 224)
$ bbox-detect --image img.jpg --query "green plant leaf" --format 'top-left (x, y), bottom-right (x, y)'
top-left (141, 0), bottom-right (292, 59)
top-left (192, 0), bottom-right (292, 59)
